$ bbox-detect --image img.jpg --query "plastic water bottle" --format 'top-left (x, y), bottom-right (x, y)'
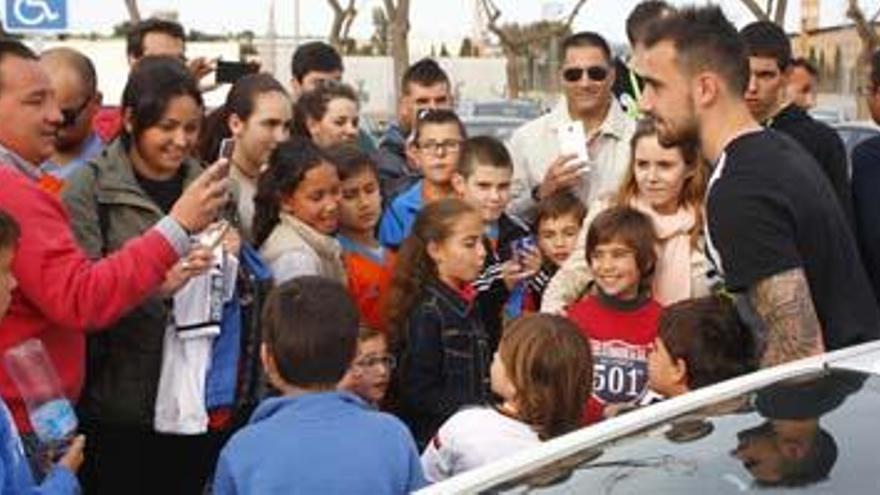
top-left (3, 339), bottom-right (77, 446)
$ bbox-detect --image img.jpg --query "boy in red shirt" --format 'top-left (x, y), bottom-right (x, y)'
top-left (566, 206), bottom-right (661, 424)
top-left (329, 145), bottom-right (395, 333)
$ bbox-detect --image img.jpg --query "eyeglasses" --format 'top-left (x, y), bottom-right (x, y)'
top-left (353, 354), bottom-right (397, 372)
top-left (416, 139), bottom-right (462, 154)
top-left (60, 96), bottom-right (93, 128)
top-left (562, 66), bottom-right (610, 83)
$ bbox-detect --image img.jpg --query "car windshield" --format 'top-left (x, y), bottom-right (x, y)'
top-left (485, 369), bottom-right (879, 494)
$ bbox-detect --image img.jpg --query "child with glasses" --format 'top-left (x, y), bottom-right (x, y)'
top-left (338, 327), bottom-right (395, 407)
top-left (378, 109), bottom-right (466, 249)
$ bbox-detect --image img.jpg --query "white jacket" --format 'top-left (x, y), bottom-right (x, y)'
top-left (507, 98), bottom-right (636, 220)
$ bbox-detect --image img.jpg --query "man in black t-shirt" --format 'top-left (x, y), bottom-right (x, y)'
top-left (739, 21), bottom-right (853, 225)
top-left (637, 6), bottom-right (880, 367)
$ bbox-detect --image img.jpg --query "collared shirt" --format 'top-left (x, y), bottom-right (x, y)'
top-left (0, 142), bottom-right (40, 181)
top-left (507, 98), bottom-right (635, 221)
top-left (40, 133), bottom-right (104, 181)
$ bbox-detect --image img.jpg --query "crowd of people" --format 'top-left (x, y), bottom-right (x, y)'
top-left (0, 1), bottom-right (878, 493)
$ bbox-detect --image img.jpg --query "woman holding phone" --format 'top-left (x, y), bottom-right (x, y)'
top-left (541, 118), bottom-right (711, 313)
top-left (198, 73), bottom-right (292, 241)
top-left (63, 56), bottom-right (239, 495)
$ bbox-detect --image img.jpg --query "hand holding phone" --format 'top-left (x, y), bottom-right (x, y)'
top-left (557, 121), bottom-right (590, 169)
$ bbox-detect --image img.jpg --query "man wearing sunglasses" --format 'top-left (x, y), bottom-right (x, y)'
top-left (39, 48), bottom-right (103, 180)
top-left (508, 32), bottom-right (634, 220)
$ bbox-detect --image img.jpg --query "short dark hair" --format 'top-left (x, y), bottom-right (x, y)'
top-left (457, 135), bottom-right (512, 178)
top-left (643, 5), bottom-right (749, 96)
top-left (291, 81), bottom-right (359, 140)
top-left (324, 143), bottom-right (378, 182)
top-left (261, 276), bottom-right (359, 388)
top-left (402, 58), bottom-right (450, 95)
top-left (586, 206), bottom-right (656, 289)
top-left (535, 191), bottom-right (586, 230)
top-left (126, 18), bottom-right (186, 59)
top-left (411, 108), bottom-right (466, 145)
top-left (290, 41), bottom-right (343, 82)
top-left (658, 295), bottom-right (756, 390)
top-left (40, 47), bottom-right (97, 94)
top-left (560, 32), bottom-right (612, 64)
top-left (740, 21), bottom-right (792, 71)
top-left (626, 1), bottom-right (674, 45)
top-left (0, 210), bottom-right (20, 251)
top-left (790, 57), bottom-right (818, 77)
top-left (0, 40), bottom-right (37, 95)
top-left (121, 55), bottom-right (203, 142)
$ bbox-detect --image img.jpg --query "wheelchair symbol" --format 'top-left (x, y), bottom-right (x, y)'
top-left (13, 0), bottom-right (60, 27)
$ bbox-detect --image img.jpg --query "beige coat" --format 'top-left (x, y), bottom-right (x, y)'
top-left (260, 212), bottom-right (347, 286)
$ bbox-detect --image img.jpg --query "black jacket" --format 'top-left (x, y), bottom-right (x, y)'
top-left (473, 213), bottom-right (531, 351)
top-left (769, 104), bottom-right (854, 224)
top-left (396, 279), bottom-right (491, 449)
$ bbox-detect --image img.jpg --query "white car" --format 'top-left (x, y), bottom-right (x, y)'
top-left (418, 341), bottom-right (880, 494)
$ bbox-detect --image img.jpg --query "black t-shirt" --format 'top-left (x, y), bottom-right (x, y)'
top-left (707, 130), bottom-right (880, 350)
top-left (769, 104), bottom-right (853, 224)
top-left (135, 168), bottom-right (185, 214)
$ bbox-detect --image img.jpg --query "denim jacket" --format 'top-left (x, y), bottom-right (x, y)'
top-left (396, 279), bottom-right (491, 449)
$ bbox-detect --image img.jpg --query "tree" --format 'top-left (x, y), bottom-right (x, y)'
top-left (383, 0), bottom-right (411, 100)
top-left (481, 0), bottom-right (588, 98)
top-left (846, 0), bottom-right (880, 118)
top-left (124, 0), bottom-right (141, 23)
top-left (327, 0), bottom-right (357, 54)
top-left (739, 0), bottom-right (787, 25)
top-left (439, 43), bottom-right (450, 57)
top-left (370, 7), bottom-right (389, 56)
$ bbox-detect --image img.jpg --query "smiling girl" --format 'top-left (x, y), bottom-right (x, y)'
top-left (253, 137), bottom-right (345, 285)
top-left (291, 82), bottom-right (360, 149)
top-left (542, 118), bottom-right (709, 312)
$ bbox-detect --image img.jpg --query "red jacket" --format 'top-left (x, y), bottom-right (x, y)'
top-left (0, 166), bottom-right (180, 431)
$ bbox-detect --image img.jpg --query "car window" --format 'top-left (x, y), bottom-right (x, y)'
top-left (485, 369), bottom-right (879, 494)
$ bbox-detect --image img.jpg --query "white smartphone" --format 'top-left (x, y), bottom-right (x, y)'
top-left (557, 121), bottom-right (590, 172)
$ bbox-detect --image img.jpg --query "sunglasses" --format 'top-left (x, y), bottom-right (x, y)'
top-left (60, 96), bottom-right (93, 128)
top-left (562, 66), bottom-right (610, 83)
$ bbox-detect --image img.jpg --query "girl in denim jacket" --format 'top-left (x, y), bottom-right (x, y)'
top-left (386, 198), bottom-right (492, 449)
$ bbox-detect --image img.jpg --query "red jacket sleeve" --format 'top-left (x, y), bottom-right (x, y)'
top-left (0, 169), bottom-right (179, 331)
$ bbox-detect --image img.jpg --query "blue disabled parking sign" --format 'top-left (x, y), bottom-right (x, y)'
top-left (4, 0), bottom-right (67, 33)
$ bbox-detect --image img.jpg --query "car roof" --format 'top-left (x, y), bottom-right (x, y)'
top-left (417, 340), bottom-right (880, 494)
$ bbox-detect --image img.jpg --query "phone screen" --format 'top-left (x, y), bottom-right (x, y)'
top-left (557, 122), bottom-right (590, 166)
top-left (216, 61), bottom-right (259, 84)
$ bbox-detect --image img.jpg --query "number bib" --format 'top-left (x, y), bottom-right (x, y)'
top-left (591, 340), bottom-right (649, 405)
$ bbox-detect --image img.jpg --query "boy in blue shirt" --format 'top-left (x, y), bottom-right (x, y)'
top-left (213, 276), bottom-right (426, 495)
top-left (0, 210), bottom-right (84, 494)
top-left (378, 109), bottom-right (466, 249)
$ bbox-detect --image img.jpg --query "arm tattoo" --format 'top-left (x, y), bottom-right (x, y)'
top-left (748, 267), bottom-right (825, 368)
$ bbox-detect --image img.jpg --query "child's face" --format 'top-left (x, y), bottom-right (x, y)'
top-left (283, 161), bottom-right (341, 235)
top-left (647, 337), bottom-right (687, 397)
top-left (489, 350), bottom-right (517, 402)
top-left (339, 335), bottom-right (392, 404)
top-left (537, 213), bottom-right (582, 266)
top-left (452, 163), bottom-right (512, 224)
top-left (412, 122), bottom-right (463, 187)
top-left (589, 239), bottom-right (641, 300)
top-left (338, 169), bottom-right (382, 234)
top-left (633, 134), bottom-right (691, 214)
top-left (0, 247), bottom-right (16, 319)
top-left (428, 212), bottom-right (486, 286)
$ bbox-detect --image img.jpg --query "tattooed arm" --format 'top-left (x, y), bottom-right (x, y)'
top-left (748, 267), bottom-right (825, 368)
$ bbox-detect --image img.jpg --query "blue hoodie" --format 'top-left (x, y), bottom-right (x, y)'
top-left (213, 391), bottom-right (426, 495)
top-left (0, 401), bottom-right (79, 494)
top-left (378, 180), bottom-right (424, 249)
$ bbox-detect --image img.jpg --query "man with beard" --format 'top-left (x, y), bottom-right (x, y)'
top-left (39, 48), bottom-right (103, 180)
top-left (508, 32), bottom-right (635, 221)
top-left (637, 6), bottom-right (879, 367)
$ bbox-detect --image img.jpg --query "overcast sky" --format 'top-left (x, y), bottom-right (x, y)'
top-left (6, 0), bottom-right (875, 45)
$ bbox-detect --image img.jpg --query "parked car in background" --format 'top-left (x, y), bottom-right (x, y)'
top-left (811, 107), bottom-right (847, 125)
top-left (418, 341), bottom-right (880, 494)
top-left (461, 115), bottom-right (527, 142)
top-left (457, 99), bottom-right (544, 120)
top-left (834, 121), bottom-right (880, 159)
